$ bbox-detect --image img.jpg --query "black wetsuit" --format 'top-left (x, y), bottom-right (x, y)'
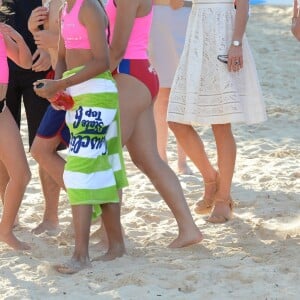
top-left (3, 0), bottom-right (51, 147)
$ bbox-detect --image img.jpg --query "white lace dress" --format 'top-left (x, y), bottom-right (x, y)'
top-left (167, 0), bottom-right (267, 125)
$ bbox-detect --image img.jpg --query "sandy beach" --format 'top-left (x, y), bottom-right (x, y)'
top-left (0, 4), bottom-right (299, 300)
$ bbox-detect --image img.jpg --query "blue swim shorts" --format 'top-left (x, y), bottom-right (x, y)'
top-left (36, 105), bottom-right (70, 148)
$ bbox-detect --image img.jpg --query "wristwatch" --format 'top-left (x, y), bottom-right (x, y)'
top-left (232, 40), bottom-right (242, 47)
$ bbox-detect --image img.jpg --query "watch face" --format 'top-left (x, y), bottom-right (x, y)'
top-left (233, 41), bottom-right (241, 46)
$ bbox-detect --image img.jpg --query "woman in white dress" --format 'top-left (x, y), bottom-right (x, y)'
top-left (168, 0), bottom-right (267, 223)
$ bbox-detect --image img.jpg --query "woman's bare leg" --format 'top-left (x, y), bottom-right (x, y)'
top-left (154, 88), bottom-right (192, 174)
top-left (126, 107), bottom-right (203, 247)
top-left (168, 122), bottom-right (218, 202)
top-left (176, 143), bottom-right (193, 175)
top-left (154, 88), bottom-right (170, 162)
top-left (115, 74), bottom-right (202, 247)
top-left (207, 124), bottom-right (236, 222)
top-left (0, 108), bottom-right (31, 250)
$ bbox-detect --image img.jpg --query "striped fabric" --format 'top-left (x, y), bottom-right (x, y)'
top-left (62, 66), bottom-right (128, 214)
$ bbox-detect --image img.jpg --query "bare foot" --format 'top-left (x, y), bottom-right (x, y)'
top-left (168, 229), bottom-right (203, 248)
top-left (90, 225), bottom-right (126, 250)
top-left (54, 258), bottom-right (92, 275)
top-left (194, 172), bottom-right (219, 215)
top-left (32, 220), bottom-right (59, 235)
top-left (177, 163), bottom-right (194, 175)
top-left (92, 244), bottom-right (126, 262)
top-left (0, 231), bottom-right (31, 250)
top-left (207, 197), bottom-right (234, 224)
top-left (13, 215), bottom-right (19, 228)
top-left (90, 226), bottom-right (109, 248)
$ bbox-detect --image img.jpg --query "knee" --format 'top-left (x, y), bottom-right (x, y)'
top-left (131, 156), bottom-right (147, 174)
top-left (131, 154), bottom-right (163, 179)
top-left (13, 168), bottom-right (31, 188)
top-left (30, 140), bottom-right (42, 162)
top-left (168, 121), bottom-right (187, 136)
top-left (30, 138), bottom-right (56, 163)
top-left (131, 154), bottom-right (154, 175)
top-left (24, 169), bottom-right (32, 186)
top-left (168, 121), bottom-right (178, 133)
top-left (212, 123), bottom-right (233, 137)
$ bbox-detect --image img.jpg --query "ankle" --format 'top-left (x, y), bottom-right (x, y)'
top-left (204, 171), bottom-right (219, 185)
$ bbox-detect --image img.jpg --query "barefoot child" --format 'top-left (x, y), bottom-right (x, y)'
top-left (33, 0), bottom-right (128, 274)
top-left (0, 5), bottom-right (32, 250)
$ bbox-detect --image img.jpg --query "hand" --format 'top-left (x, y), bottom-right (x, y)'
top-left (170, 0), bottom-right (184, 9)
top-left (33, 79), bottom-right (61, 100)
top-left (33, 30), bottom-right (59, 49)
top-left (28, 6), bottom-right (49, 33)
top-left (227, 45), bottom-right (243, 72)
top-left (32, 48), bottom-right (51, 72)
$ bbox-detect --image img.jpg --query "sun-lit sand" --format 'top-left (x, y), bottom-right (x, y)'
top-left (0, 4), bottom-right (299, 299)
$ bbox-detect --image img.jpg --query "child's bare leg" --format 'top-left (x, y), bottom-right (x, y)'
top-left (31, 135), bottom-right (65, 234)
top-left (54, 205), bottom-right (92, 274)
top-left (91, 218), bottom-right (109, 249)
top-left (91, 190), bottom-right (123, 249)
top-left (93, 202), bottom-right (125, 261)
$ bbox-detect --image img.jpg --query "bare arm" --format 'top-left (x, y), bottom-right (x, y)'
top-left (231, 0), bottom-right (248, 43)
top-left (227, 0), bottom-right (249, 71)
top-left (0, 23), bottom-right (32, 69)
top-left (34, 0), bottom-right (109, 99)
top-left (54, 32), bottom-right (66, 81)
top-left (27, 2), bottom-right (52, 72)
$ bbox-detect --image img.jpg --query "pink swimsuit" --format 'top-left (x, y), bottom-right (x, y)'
top-left (106, 0), bottom-right (152, 59)
top-left (61, 0), bottom-right (91, 49)
top-left (106, 0), bottom-right (159, 99)
top-left (0, 33), bottom-right (9, 84)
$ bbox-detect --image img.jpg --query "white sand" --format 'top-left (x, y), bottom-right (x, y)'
top-left (1, 5), bottom-right (299, 300)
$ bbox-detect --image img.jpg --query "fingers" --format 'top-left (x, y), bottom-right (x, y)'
top-left (33, 80), bottom-right (51, 100)
top-left (228, 57), bottom-right (243, 72)
top-left (28, 7), bottom-right (48, 32)
top-left (33, 31), bottom-right (49, 49)
top-left (32, 59), bottom-right (51, 72)
top-left (32, 49), bottom-right (51, 72)
top-left (33, 80), bottom-right (46, 97)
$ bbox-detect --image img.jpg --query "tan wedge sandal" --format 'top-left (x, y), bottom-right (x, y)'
top-left (207, 196), bottom-right (234, 223)
top-left (194, 174), bottom-right (219, 215)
